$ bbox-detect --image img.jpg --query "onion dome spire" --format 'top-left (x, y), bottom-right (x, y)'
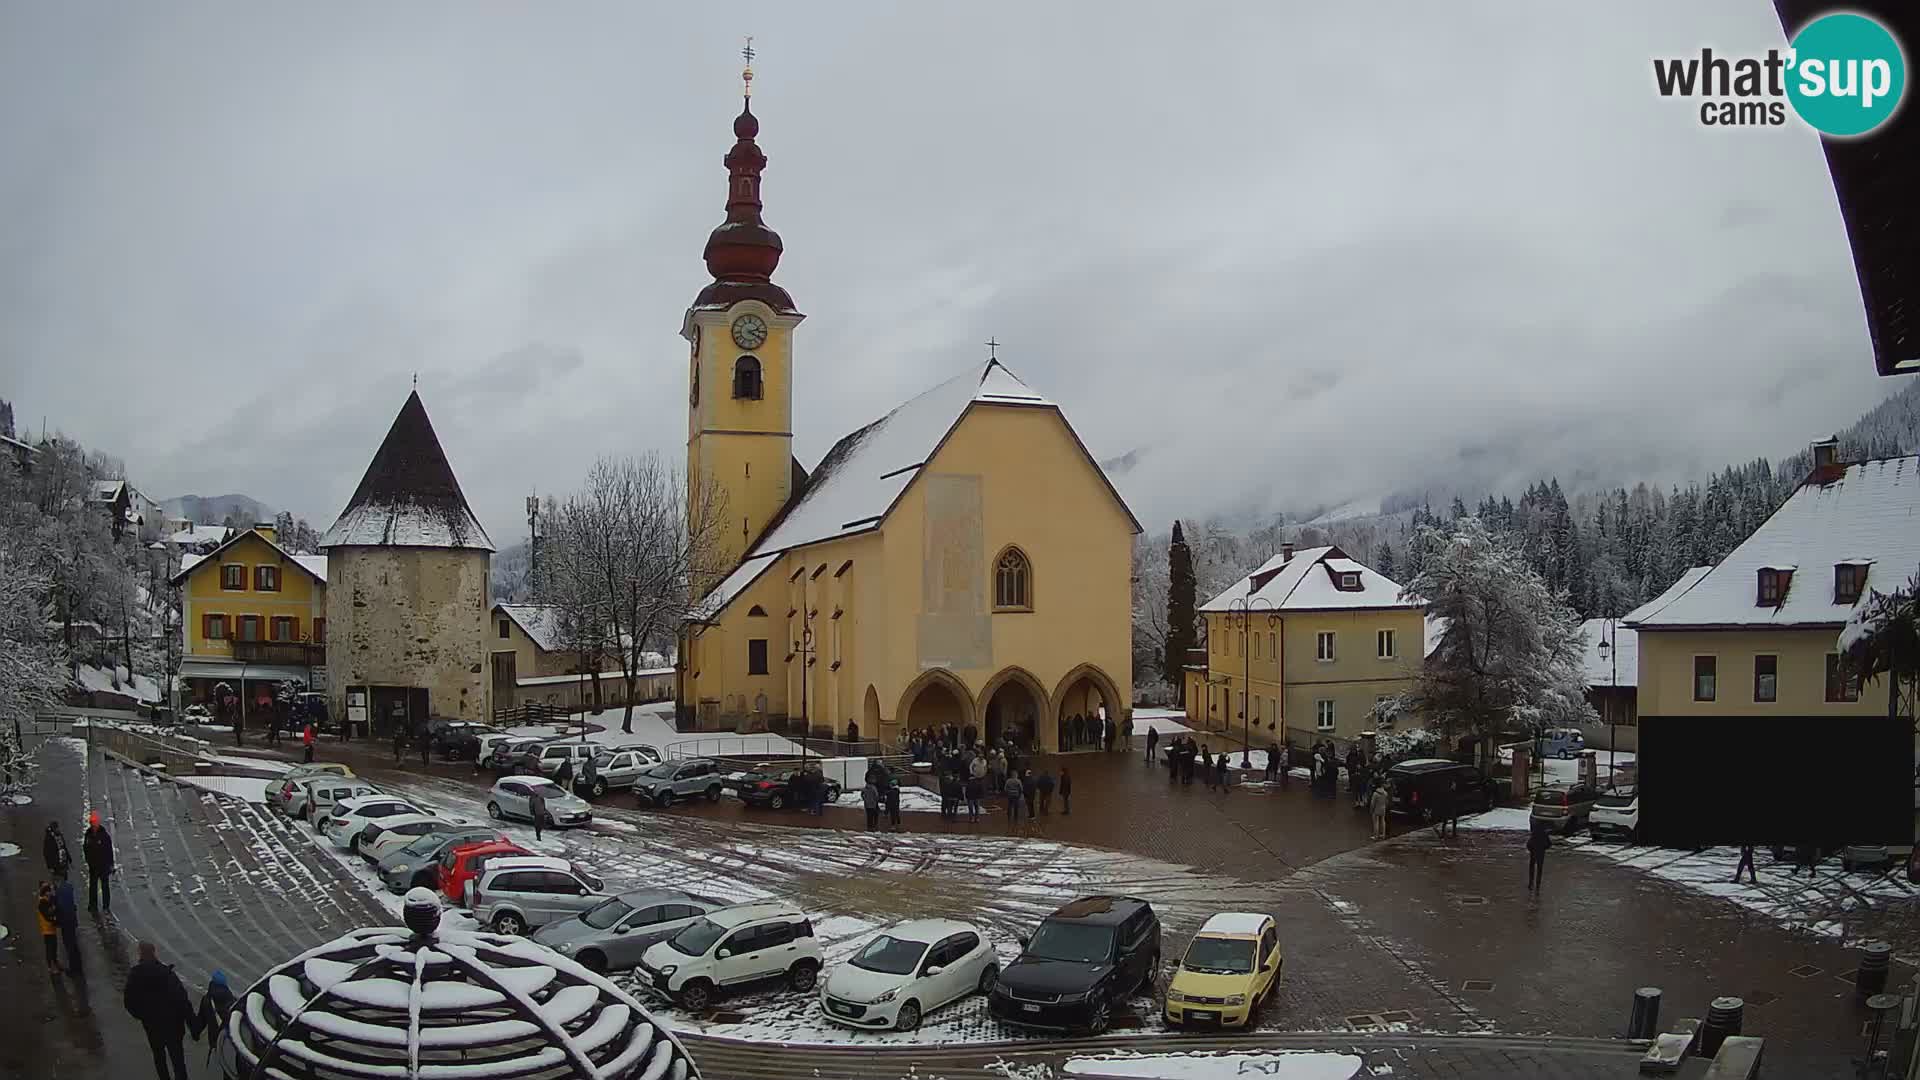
top-left (702, 35), bottom-right (783, 286)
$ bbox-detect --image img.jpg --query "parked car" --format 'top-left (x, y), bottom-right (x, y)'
top-left (268, 764), bottom-right (356, 816)
top-left (632, 759), bottom-right (726, 808)
top-left (301, 778), bottom-right (380, 823)
top-left (1163, 912), bottom-right (1280, 1029)
top-left (474, 732), bottom-right (520, 768)
top-left (821, 919), bottom-right (998, 1032)
top-left (430, 721), bottom-right (497, 761)
top-left (359, 815), bottom-right (464, 864)
top-left (532, 889), bottom-right (719, 974)
top-left (989, 896), bottom-right (1161, 1035)
top-left (437, 839), bottom-right (533, 907)
top-left (726, 767), bottom-right (844, 810)
top-left (470, 855), bottom-right (608, 936)
top-left (1536, 728), bottom-right (1587, 760)
top-left (485, 738), bottom-right (545, 774)
top-left (1587, 786), bottom-right (1640, 841)
top-left (636, 903), bottom-right (822, 1011)
top-left (487, 776), bottom-right (593, 828)
top-left (1843, 845), bottom-right (1895, 873)
top-left (579, 748), bottom-right (660, 799)
top-left (533, 741), bottom-right (598, 781)
top-left (1531, 784), bottom-right (1602, 835)
top-left (182, 704), bottom-right (213, 724)
top-left (377, 828), bottom-right (503, 894)
top-left (1383, 759), bottom-right (1495, 821)
top-left (321, 795), bottom-right (426, 853)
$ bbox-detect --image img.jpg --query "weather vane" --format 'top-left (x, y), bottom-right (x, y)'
top-left (742, 35), bottom-right (755, 98)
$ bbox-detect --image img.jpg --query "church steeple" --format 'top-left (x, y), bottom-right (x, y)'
top-left (696, 38), bottom-right (796, 313)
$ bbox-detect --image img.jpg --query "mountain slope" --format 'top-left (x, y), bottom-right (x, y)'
top-left (161, 493), bottom-right (275, 526)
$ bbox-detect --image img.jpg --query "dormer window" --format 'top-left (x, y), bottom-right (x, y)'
top-left (732, 355), bottom-right (763, 400)
top-left (1835, 562), bottom-right (1869, 604)
top-left (1756, 567), bottom-right (1793, 606)
top-left (1339, 572), bottom-right (1361, 591)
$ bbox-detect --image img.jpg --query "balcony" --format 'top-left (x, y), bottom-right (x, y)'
top-left (230, 641), bottom-right (326, 667)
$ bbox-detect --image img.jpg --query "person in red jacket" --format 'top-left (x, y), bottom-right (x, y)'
top-left (302, 723), bottom-right (315, 763)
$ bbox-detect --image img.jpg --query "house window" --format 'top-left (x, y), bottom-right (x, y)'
top-left (1693, 655), bottom-right (1717, 702)
top-left (1315, 699), bottom-right (1336, 731)
top-left (1316, 631), bottom-right (1336, 661)
top-left (1753, 655), bottom-right (1777, 703)
top-left (747, 605), bottom-right (768, 617)
top-left (1826, 653), bottom-right (1861, 703)
top-left (1835, 563), bottom-right (1867, 604)
top-left (1377, 629), bottom-right (1396, 659)
top-left (1339, 572), bottom-right (1361, 590)
top-left (221, 564), bottom-right (246, 590)
top-left (1252, 635), bottom-right (1261, 660)
top-left (499, 619), bottom-right (511, 639)
top-left (994, 547), bottom-right (1032, 610)
top-left (1268, 631), bottom-right (1276, 658)
top-left (747, 638), bottom-right (769, 676)
top-left (1253, 696), bottom-right (1261, 721)
top-left (203, 614), bottom-right (227, 640)
top-left (314, 617), bottom-right (327, 644)
top-left (254, 565), bottom-right (280, 592)
top-left (270, 616), bottom-right (297, 642)
top-left (732, 355), bottom-right (763, 400)
top-left (1756, 568), bottom-right (1791, 606)
top-left (237, 615), bottom-right (261, 643)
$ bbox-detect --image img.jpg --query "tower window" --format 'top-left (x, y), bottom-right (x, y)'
top-left (733, 355), bottom-right (763, 400)
top-left (994, 547), bottom-right (1032, 610)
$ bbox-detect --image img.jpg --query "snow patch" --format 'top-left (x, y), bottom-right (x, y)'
top-left (0, 842), bottom-right (20, 858)
top-left (1063, 1051), bottom-right (1365, 1079)
top-left (178, 775), bottom-right (276, 803)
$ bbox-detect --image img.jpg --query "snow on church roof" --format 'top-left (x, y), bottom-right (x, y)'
top-left (320, 391), bottom-right (494, 552)
top-left (1629, 455), bottom-right (1920, 630)
top-left (1621, 565), bottom-right (1713, 624)
top-left (1200, 546), bottom-right (1421, 613)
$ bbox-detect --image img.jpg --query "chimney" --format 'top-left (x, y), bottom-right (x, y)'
top-left (253, 520), bottom-right (277, 543)
top-left (1280, 542), bottom-right (1295, 562)
top-left (1809, 438), bottom-right (1844, 484)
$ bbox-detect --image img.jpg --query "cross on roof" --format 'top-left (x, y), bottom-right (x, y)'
top-left (985, 337), bottom-right (1002, 360)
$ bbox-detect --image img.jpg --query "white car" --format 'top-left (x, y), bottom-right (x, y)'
top-left (636, 903), bottom-right (823, 1011)
top-left (487, 776), bottom-right (593, 828)
top-left (1588, 786), bottom-right (1639, 841)
top-left (301, 778), bottom-right (380, 823)
top-left (358, 815), bottom-right (463, 864)
top-left (320, 795), bottom-right (425, 853)
top-left (821, 919), bottom-right (998, 1031)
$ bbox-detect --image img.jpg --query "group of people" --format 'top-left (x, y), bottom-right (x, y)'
top-left (1159, 735), bottom-right (1236, 789)
top-left (1054, 710), bottom-right (1130, 752)
top-left (123, 944), bottom-right (236, 1080)
top-left (37, 814), bottom-right (115, 976)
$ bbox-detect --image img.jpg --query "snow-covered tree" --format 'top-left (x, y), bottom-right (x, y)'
top-left (1839, 565), bottom-right (1920, 728)
top-left (1392, 517), bottom-right (1594, 770)
top-left (1129, 533), bottom-right (1172, 704)
top-left (0, 535), bottom-right (65, 795)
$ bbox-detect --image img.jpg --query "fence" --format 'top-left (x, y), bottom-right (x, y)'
top-left (492, 702), bottom-right (567, 730)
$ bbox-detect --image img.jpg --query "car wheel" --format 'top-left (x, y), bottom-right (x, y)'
top-left (492, 912), bottom-right (526, 936)
top-left (895, 1000), bottom-right (922, 1031)
top-left (827, 783), bottom-right (843, 802)
top-left (788, 961), bottom-right (819, 992)
top-left (487, 801), bottom-right (503, 820)
top-left (349, 835), bottom-right (362, 854)
top-left (1086, 998), bottom-right (1111, 1035)
top-left (678, 979), bottom-right (715, 1012)
top-left (977, 965), bottom-right (998, 995)
top-left (658, 791), bottom-right (674, 809)
top-left (1141, 951), bottom-right (1160, 994)
top-left (706, 784), bottom-right (722, 803)
top-left (769, 793), bottom-right (787, 810)
top-left (576, 949), bottom-right (607, 974)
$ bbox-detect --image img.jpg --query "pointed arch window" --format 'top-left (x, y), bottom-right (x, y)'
top-left (733, 355), bottom-right (763, 400)
top-left (747, 605), bottom-right (768, 617)
top-left (993, 546), bottom-right (1033, 611)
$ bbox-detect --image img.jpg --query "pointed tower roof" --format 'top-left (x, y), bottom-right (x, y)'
top-left (318, 391), bottom-right (495, 552)
top-left (692, 46), bottom-right (799, 315)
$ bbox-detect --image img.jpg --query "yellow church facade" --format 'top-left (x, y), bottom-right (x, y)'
top-left (675, 84), bottom-right (1138, 753)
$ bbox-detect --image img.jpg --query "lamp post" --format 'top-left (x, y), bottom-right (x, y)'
top-left (1227, 596), bottom-right (1277, 769)
top-left (787, 573), bottom-right (815, 770)
top-left (1597, 614), bottom-right (1618, 786)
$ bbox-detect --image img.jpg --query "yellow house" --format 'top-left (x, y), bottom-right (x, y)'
top-left (489, 603), bottom-right (673, 714)
top-left (1185, 545), bottom-right (1426, 750)
top-left (676, 90), bottom-right (1139, 752)
top-left (1628, 445), bottom-right (1919, 723)
top-left (171, 523), bottom-right (328, 720)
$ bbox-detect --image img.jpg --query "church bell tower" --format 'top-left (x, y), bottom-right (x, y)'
top-left (684, 40), bottom-right (803, 580)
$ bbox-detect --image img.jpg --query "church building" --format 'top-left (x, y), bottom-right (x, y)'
top-left (676, 70), bottom-right (1139, 753)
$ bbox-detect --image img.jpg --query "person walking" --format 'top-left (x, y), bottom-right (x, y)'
top-left (37, 881), bottom-right (61, 974)
top-left (861, 779), bottom-right (881, 830)
top-left (1181, 742), bottom-right (1197, 786)
top-left (1059, 766), bottom-right (1073, 815)
top-left (884, 779), bottom-right (902, 830)
top-left (580, 752), bottom-right (599, 798)
top-left (419, 725), bottom-right (430, 767)
top-left (54, 873), bottom-right (82, 974)
top-left (124, 941), bottom-right (194, 1080)
top-left (392, 725), bottom-right (407, 765)
top-left (1021, 769), bottom-right (1038, 816)
top-left (1036, 769), bottom-right (1056, 814)
top-left (1733, 843), bottom-right (1758, 884)
top-left (1201, 746), bottom-right (1215, 790)
top-left (1279, 738), bottom-right (1292, 789)
top-left (528, 785), bottom-right (547, 842)
top-left (1004, 774), bottom-right (1025, 829)
top-left (1145, 726), bottom-right (1159, 764)
top-left (555, 756), bottom-right (575, 794)
top-left (1122, 713), bottom-right (1134, 749)
top-left (1526, 824), bottom-right (1552, 892)
top-left (83, 811), bottom-right (113, 914)
top-left (1369, 779), bottom-right (1391, 840)
top-left (965, 772), bottom-right (983, 823)
top-left (194, 969), bottom-right (237, 1063)
top-left (1214, 751), bottom-right (1230, 793)
top-left (302, 722), bottom-right (315, 763)
top-left (44, 820), bottom-right (71, 878)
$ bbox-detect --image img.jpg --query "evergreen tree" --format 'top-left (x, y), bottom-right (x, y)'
top-left (1163, 520), bottom-right (1199, 702)
top-left (1377, 540), bottom-right (1397, 580)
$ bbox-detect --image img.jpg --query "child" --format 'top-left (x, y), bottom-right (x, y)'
top-left (37, 881), bottom-right (60, 973)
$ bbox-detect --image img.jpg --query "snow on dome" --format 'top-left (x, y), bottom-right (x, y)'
top-left (221, 925), bottom-right (698, 1080)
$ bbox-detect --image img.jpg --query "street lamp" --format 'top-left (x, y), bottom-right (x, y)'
top-left (787, 572), bottom-right (815, 770)
top-left (1227, 596), bottom-right (1277, 769)
top-left (1597, 614), bottom-right (1618, 787)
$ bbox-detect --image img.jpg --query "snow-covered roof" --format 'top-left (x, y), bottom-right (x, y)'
top-left (220, 920), bottom-right (696, 1080)
top-left (516, 668), bottom-right (671, 687)
top-left (1623, 566), bottom-right (1713, 624)
top-left (1, 433), bottom-right (35, 455)
top-left (295, 554), bottom-right (328, 582)
top-left (90, 479), bottom-right (125, 502)
top-left (1197, 912), bottom-right (1270, 937)
top-left (169, 528), bottom-right (328, 586)
top-left (73, 664), bottom-right (163, 704)
top-left (168, 524), bottom-right (232, 547)
top-left (1629, 456), bottom-right (1920, 629)
top-left (1200, 546), bottom-right (1422, 613)
top-left (320, 391), bottom-right (495, 552)
top-left (1578, 618), bottom-right (1638, 689)
top-left (497, 603), bottom-right (566, 652)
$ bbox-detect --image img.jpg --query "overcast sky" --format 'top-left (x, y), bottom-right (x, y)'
top-left (0, 3), bottom-right (1893, 539)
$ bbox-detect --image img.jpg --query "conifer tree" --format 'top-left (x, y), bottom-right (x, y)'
top-left (1164, 520), bottom-right (1199, 701)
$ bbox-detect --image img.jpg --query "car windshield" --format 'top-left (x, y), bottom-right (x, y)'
top-left (1533, 789), bottom-right (1567, 805)
top-left (644, 763), bottom-right (679, 779)
top-left (400, 834), bottom-right (446, 857)
top-left (1025, 921), bottom-right (1116, 964)
top-left (850, 934), bottom-right (929, 975)
top-left (1183, 936), bottom-right (1255, 974)
top-left (583, 898), bottom-right (633, 930)
top-left (524, 780), bottom-right (561, 797)
top-left (668, 918), bottom-right (725, 956)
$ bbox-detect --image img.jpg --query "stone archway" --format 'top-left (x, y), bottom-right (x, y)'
top-left (862, 685), bottom-right (882, 735)
top-left (1052, 663), bottom-right (1124, 748)
top-left (897, 669), bottom-right (975, 747)
top-left (980, 666), bottom-right (1050, 753)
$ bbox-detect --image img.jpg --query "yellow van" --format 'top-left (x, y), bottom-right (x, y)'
top-left (1163, 912), bottom-right (1280, 1028)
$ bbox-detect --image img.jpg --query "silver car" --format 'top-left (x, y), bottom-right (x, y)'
top-left (532, 889), bottom-right (718, 974)
top-left (579, 747), bottom-right (662, 799)
top-left (471, 855), bottom-right (607, 936)
top-left (377, 827), bottom-right (502, 893)
top-left (487, 776), bottom-right (593, 828)
top-left (631, 759), bottom-right (725, 807)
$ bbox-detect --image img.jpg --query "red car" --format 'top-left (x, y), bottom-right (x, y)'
top-left (437, 839), bottom-right (530, 907)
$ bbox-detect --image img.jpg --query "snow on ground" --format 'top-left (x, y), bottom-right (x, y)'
top-left (832, 785), bottom-right (946, 814)
top-left (508, 704), bottom-right (807, 759)
top-left (0, 842), bottom-right (20, 858)
top-left (177, 775), bottom-right (275, 803)
top-left (72, 663), bottom-right (163, 703)
top-left (197, 753), bottom-right (292, 774)
top-left (1064, 1050), bottom-right (1364, 1079)
top-left (1131, 711), bottom-right (1191, 737)
top-left (1455, 807), bottom-right (1533, 832)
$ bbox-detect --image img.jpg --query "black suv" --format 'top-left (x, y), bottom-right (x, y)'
top-left (990, 896), bottom-right (1161, 1034)
top-left (1384, 758), bottom-right (1496, 821)
top-left (728, 767), bottom-right (844, 809)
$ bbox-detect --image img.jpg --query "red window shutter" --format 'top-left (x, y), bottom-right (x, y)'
top-left (202, 613), bottom-right (212, 640)
top-left (315, 617), bottom-right (326, 644)
top-left (287, 616), bottom-right (300, 641)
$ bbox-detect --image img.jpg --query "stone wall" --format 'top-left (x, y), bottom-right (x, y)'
top-left (326, 546), bottom-right (490, 722)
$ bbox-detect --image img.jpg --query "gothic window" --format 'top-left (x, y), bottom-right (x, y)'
top-left (733, 355), bottom-right (763, 400)
top-left (994, 547), bottom-right (1032, 611)
top-left (747, 605), bottom-right (767, 617)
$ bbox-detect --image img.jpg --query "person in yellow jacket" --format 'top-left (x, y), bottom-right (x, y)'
top-left (36, 880), bottom-right (60, 973)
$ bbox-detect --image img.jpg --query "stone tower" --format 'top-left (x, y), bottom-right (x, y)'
top-left (320, 391), bottom-right (495, 732)
top-left (683, 77), bottom-right (806, 582)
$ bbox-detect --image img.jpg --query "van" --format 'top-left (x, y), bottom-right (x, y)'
top-left (471, 855), bottom-right (607, 936)
top-left (1537, 728), bottom-right (1586, 760)
top-left (1383, 759), bottom-right (1494, 821)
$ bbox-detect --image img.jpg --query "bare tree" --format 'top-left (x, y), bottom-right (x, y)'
top-left (541, 455), bottom-right (728, 734)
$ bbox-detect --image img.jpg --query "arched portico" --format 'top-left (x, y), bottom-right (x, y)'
top-left (1052, 663), bottom-right (1124, 744)
top-left (897, 669), bottom-right (975, 745)
top-left (979, 666), bottom-right (1050, 753)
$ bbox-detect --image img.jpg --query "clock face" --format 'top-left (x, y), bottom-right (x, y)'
top-left (731, 313), bottom-right (769, 350)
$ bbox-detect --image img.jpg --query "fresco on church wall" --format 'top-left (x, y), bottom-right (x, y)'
top-left (918, 473), bottom-right (990, 671)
